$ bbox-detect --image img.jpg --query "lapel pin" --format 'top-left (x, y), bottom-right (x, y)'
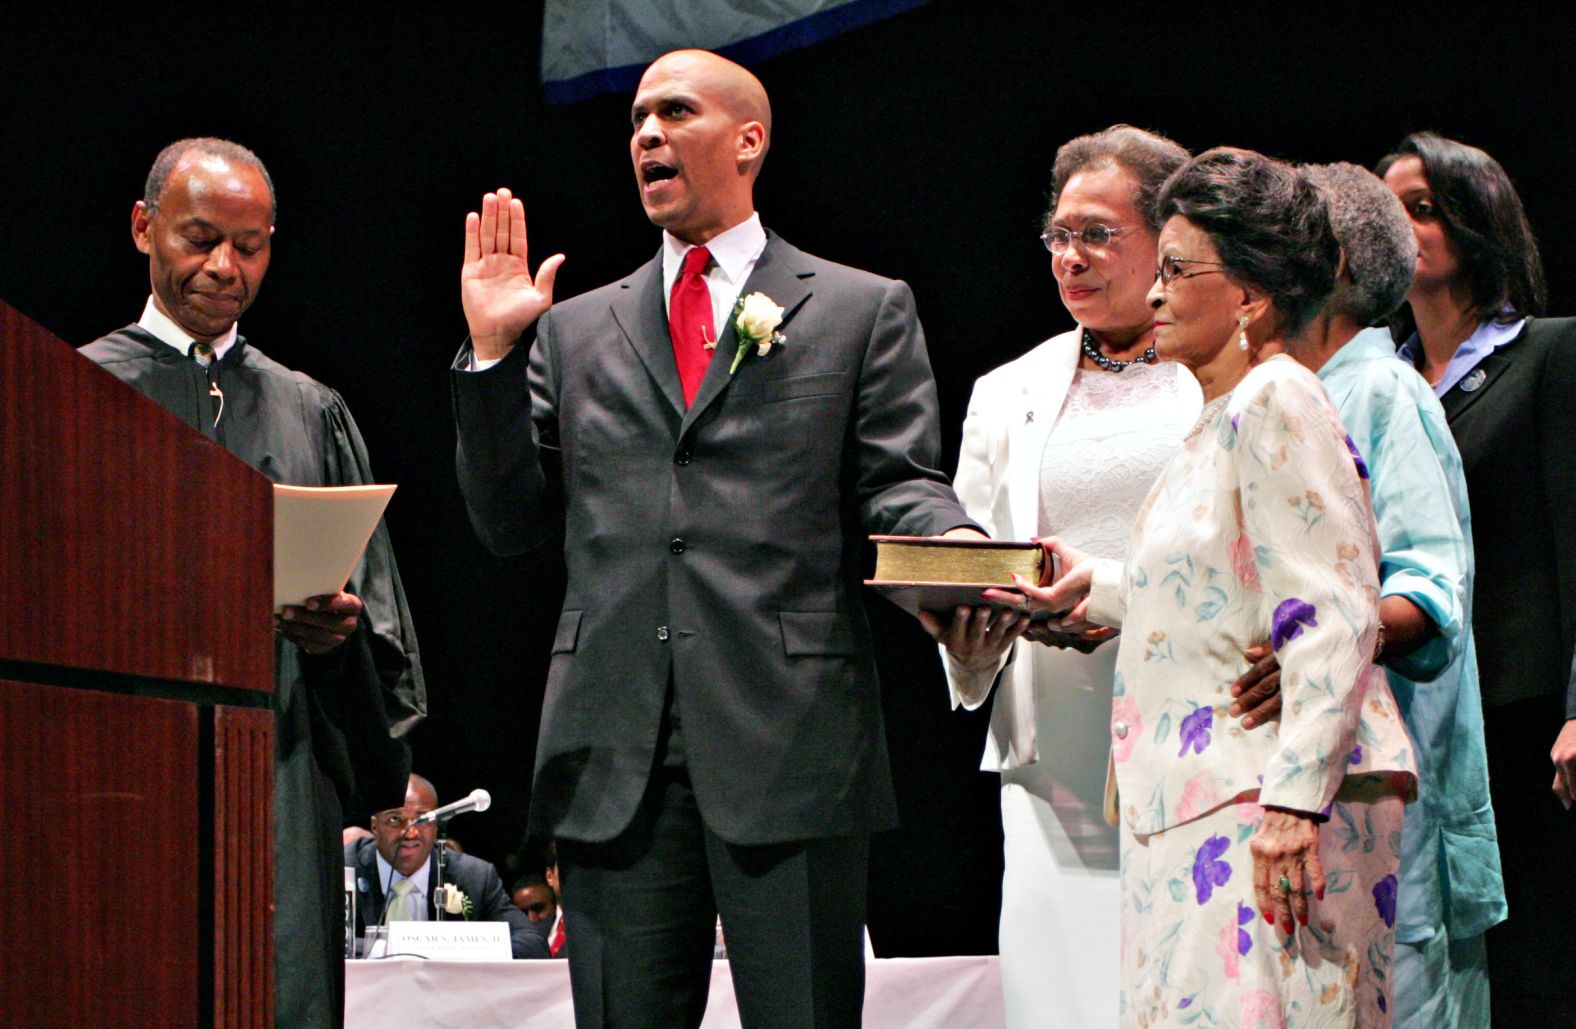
top-left (1459, 368), bottom-right (1487, 393)
top-left (1025, 411), bottom-right (1034, 424)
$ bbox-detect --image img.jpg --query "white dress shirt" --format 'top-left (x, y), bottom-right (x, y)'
top-left (137, 295), bottom-right (238, 360)
top-left (659, 211), bottom-right (767, 331)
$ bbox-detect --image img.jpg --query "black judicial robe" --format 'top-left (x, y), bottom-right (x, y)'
top-left (81, 325), bottom-right (426, 1029)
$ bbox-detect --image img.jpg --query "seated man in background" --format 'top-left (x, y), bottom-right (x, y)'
top-left (346, 774), bottom-right (549, 959)
top-left (511, 872), bottom-right (558, 927)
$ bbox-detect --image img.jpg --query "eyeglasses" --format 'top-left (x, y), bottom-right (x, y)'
top-left (1040, 223), bottom-right (1132, 254)
top-left (1155, 255), bottom-right (1226, 285)
top-left (373, 810), bottom-right (431, 831)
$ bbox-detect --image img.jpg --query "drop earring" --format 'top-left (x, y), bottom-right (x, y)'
top-left (1237, 315), bottom-right (1250, 352)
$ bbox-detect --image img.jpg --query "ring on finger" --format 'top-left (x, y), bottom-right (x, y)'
top-left (1278, 875), bottom-right (1292, 894)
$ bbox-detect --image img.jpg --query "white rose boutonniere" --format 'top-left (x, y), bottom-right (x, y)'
top-left (730, 292), bottom-right (786, 373)
top-left (437, 884), bottom-right (473, 919)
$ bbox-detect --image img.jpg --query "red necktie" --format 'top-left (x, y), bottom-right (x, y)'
top-left (550, 917), bottom-right (566, 957)
top-left (669, 246), bottom-right (715, 407)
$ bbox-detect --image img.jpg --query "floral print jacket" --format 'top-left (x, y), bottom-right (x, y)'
top-left (1090, 356), bottom-right (1417, 834)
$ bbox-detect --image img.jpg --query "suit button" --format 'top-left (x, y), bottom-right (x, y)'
top-left (674, 449), bottom-right (692, 465)
top-left (669, 538), bottom-right (686, 554)
top-left (656, 626), bottom-right (670, 642)
top-left (1113, 720), bottom-right (1129, 740)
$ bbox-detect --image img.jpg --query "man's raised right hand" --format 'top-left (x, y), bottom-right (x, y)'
top-left (462, 187), bottom-right (565, 362)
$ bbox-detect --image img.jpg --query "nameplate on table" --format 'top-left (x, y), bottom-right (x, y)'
top-left (385, 921), bottom-right (510, 961)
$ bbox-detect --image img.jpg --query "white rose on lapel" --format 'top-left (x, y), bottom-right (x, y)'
top-left (730, 292), bottom-right (786, 373)
top-left (437, 884), bottom-right (473, 918)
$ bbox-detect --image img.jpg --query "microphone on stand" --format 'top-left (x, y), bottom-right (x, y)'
top-left (416, 788), bottom-right (490, 922)
top-left (412, 788), bottom-right (491, 826)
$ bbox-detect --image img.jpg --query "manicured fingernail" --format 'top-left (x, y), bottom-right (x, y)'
top-left (1229, 703), bottom-right (1241, 714)
top-left (1243, 717), bottom-right (1254, 728)
top-left (1264, 910), bottom-right (1275, 924)
top-left (1315, 888), bottom-right (1324, 901)
top-left (1282, 919), bottom-right (1294, 934)
top-left (1297, 913), bottom-right (1308, 927)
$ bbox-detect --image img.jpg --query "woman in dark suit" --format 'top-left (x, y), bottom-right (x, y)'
top-left (1380, 131), bottom-right (1576, 1023)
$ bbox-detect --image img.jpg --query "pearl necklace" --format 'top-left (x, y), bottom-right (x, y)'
top-left (1081, 328), bottom-right (1157, 372)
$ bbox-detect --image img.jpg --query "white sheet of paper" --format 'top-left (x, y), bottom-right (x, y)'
top-left (273, 484), bottom-right (395, 610)
top-left (384, 922), bottom-right (512, 961)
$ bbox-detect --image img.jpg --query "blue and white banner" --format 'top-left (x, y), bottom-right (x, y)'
top-left (541, 0), bottom-right (932, 104)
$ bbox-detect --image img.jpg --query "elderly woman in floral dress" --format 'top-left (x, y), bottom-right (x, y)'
top-left (1002, 149), bottom-right (1417, 1027)
top-left (1231, 162), bottom-right (1505, 1028)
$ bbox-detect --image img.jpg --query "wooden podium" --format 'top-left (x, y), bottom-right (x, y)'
top-left (0, 301), bottom-right (276, 1028)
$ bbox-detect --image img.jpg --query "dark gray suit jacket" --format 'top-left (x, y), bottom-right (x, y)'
top-left (1438, 317), bottom-right (1576, 715)
top-left (452, 233), bottom-right (973, 845)
top-left (345, 837), bottom-right (549, 958)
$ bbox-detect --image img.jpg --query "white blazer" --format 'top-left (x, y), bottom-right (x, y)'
top-left (943, 328), bottom-right (1202, 774)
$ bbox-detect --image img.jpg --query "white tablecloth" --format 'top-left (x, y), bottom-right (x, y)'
top-left (346, 955), bottom-right (1004, 1028)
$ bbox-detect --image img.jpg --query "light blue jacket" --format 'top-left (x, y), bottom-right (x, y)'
top-left (1318, 327), bottom-right (1506, 941)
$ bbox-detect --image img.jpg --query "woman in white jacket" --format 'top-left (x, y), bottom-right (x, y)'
top-left (923, 125), bottom-right (1201, 1026)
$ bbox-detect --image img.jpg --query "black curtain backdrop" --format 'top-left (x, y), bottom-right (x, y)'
top-left (5, 2), bottom-right (1572, 957)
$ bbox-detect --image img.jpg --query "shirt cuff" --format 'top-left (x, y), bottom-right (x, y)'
top-left (944, 646), bottom-right (1011, 710)
top-left (1086, 558), bottom-right (1127, 628)
top-left (468, 354), bottom-right (503, 372)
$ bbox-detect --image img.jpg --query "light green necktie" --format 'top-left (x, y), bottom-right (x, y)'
top-left (387, 878), bottom-right (417, 921)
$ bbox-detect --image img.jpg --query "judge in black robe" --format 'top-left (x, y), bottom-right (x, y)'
top-left (79, 136), bottom-right (424, 1028)
top-left (81, 322), bottom-right (425, 1026)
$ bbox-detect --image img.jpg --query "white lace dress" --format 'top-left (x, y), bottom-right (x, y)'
top-left (998, 360), bottom-right (1196, 1027)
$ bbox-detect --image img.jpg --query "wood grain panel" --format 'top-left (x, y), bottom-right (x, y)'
top-left (0, 679), bottom-right (199, 1027)
top-left (0, 299), bottom-right (272, 693)
top-left (213, 706), bottom-right (274, 1029)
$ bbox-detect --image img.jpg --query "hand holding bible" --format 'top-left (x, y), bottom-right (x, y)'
top-left (918, 605), bottom-right (1029, 672)
top-left (982, 536), bottom-right (1095, 622)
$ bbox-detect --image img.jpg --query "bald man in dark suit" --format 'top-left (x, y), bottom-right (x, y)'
top-left (450, 49), bottom-right (987, 1028)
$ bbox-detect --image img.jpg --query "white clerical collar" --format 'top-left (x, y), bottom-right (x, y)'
top-left (374, 850), bottom-right (432, 902)
top-left (138, 296), bottom-right (239, 362)
top-left (661, 212), bottom-right (766, 294)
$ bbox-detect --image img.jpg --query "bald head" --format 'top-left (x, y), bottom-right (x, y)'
top-left (409, 773), bottom-right (438, 807)
top-left (645, 50), bottom-right (771, 153)
top-left (630, 50), bottom-right (771, 243)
